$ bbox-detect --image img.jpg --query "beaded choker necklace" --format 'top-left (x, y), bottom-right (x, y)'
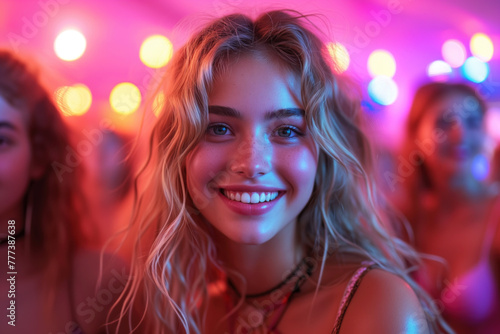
top-left (224, 257), bottom-right (315, 334)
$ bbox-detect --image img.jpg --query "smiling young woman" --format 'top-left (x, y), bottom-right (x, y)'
top-left (186, 52), bottom-right (318, 250)
top-left (117, 9), bottom-right (452, 334)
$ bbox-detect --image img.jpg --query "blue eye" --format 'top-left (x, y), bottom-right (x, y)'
top-left (275, 126), bottom-right (301, 138)
top-left (207, 124), bottom-right (231, 136)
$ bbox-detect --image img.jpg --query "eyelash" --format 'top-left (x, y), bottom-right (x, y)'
top-left (273, 125), bottom-right (303, 138)
top-left (206, 124), bottom-right (304, 138)
top-left (207, 123), bottom-right (232, 136)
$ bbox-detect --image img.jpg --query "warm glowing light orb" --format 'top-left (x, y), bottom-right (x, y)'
top-left (140, 35), bottom-right (173, 68)
top-left (427, 60), bottom-right (452, 77)
top-left (368, 76), bottom-right (398, 105)
top-left (367, 50), bottom-right (396, 78)
top-left (326, 42), bottom-right (350, 73)
top-left (110, 82), bottom-right (142, 115)
top-left (470, 33), bottom-right (494, 62)
top-left (54, 29), bottom-right (87, 61)
top-left (55, 84), bottom-right (92, 116)
top-left (462, 56), bottom-right (489, 83)
top-left (442, 39), bottom-right (467, 68)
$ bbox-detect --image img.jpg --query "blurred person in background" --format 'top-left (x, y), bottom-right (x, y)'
top-left (395, 82), bottom-right (500, 334)
top-left (84, 129), bottom-right (136, 255)
top-left (0, 50), bottom-right (128, 333)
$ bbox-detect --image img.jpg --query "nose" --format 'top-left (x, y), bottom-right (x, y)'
top-left (228, 136), bottom-right (272, 178)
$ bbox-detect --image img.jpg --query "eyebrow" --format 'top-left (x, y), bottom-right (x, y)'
top-left (208, 105), bottom-right (304, 120)
top-left (0, 121), bottom-right (18, 131)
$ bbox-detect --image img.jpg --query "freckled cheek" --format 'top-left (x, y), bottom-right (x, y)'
top-left (186, 145), bottom-right (231, 199)
top-left (276, 147), bottom-right (318, 195)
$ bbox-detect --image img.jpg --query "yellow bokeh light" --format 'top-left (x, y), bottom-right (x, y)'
top-left (153, 92), bottom-right (165, 117)
top-left (326, 42), bottom-right (350, 73)
top-left (54, 29), bottom-right (87, 61)
top-left (110, 82), bottom-right (142, 115)
top-left (367, 50), bottom-right (396, 78)
top-left (470, 33), bottom-right (494, 62)
top-left (55, 84), bottom-right (92, 116)
top-left (140, 35), bottom-right (173, 68)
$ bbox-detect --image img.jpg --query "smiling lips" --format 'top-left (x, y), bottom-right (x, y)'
top-left (218, 188), bottom-right (283, 216)
top-left (222, 190), bottom-right (279, 204)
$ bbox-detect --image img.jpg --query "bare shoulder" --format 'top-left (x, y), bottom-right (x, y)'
top-left (72, 248), bottom-right (130, 333)
top-left (339, 268), bottom-right (429, 334)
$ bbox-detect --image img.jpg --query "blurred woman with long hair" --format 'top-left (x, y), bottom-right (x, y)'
top-left (397, 82), bottom-right (500, 333)
top-left (0, 50), bottom-right (126, 333)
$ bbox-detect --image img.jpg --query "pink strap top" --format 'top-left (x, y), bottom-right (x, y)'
top-left (331, 262), bottom-right (375, 334)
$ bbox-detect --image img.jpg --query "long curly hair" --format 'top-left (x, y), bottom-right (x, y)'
top-left (118, 10), bottom-right (451, 333)
top-left (400, 82), bottom-right (487, 220)
top-left (0, 50), bottom-right (90, 310)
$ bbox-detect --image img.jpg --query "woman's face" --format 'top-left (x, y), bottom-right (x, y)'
top-left (416, 92), bottom-right (485, 177)
top-left (186, 53), bottom-right (318, 245)
top-left (0, 96), bottom-right (33, 219)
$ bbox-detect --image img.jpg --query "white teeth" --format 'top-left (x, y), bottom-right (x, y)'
top-left (222, 190), bottom-right (280, 204)
top-left (241, 193), bottom-right (251, 203)
top-left (250, 193), bottom-right (260, 204)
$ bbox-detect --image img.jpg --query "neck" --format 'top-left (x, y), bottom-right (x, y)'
top-left (213, 220), bottom-right (305, 296)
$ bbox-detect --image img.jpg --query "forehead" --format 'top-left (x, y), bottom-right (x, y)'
top-left (209, 53), bottom-right (302, 113)
top-left (427, 92), bottom-right (483, 119)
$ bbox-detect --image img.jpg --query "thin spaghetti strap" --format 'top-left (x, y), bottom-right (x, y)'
top-left (331, 262), bottom-right (375, 334)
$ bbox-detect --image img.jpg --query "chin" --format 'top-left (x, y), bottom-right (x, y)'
top-left (239, 235), bottom-right (274, 245)
top-left (219, 224), bottom-right (281, 245)
top-left (228, 232), bottom-right (275, 245)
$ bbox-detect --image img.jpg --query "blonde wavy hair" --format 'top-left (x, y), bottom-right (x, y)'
top-left (117, 10), bottom-right (451, 333)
